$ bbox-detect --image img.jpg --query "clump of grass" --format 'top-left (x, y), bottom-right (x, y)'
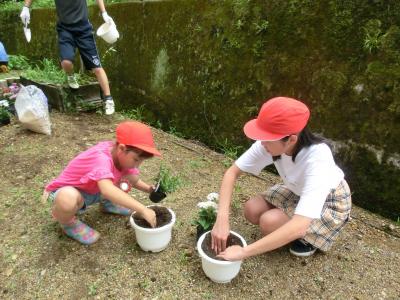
top-left (8, 55), bottom-right (30, 70)
top-left (217, 138), bottom-right (243, 167)
top-left (120, 105), bottom-right (146, 121)
top-left (22, 59), bottom-right (94, 85)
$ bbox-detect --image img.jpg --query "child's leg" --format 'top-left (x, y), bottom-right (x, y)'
top-left (256, 184), bottom-right (298, 235)
top-left (100, 199), bottom-right (131, 216)
top-left (52, 186), bottom-right (84, 223)
top-left (244, 195), bottom-right (275, 224)
top-left (258, 208), bottom-right (290, 235)
top-left (51, 187), bottom-right (100, 245)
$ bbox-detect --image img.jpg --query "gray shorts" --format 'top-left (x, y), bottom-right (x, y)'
top-left (48, 189), bottom-right (102, 214)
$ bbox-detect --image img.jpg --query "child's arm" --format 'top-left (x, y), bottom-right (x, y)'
top-left (211, 164), bottom-right (243, 254)
top-left (124, 174), bottom-right (154, 193)
top-left (97, 178), bottom-right (156, 227)
top-left (217, 215), bottom-right (312, 261)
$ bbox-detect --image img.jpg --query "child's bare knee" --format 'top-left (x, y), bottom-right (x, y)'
top-left (54, 187), bottom-right (82, 212)
top-left (244, 202), bottom-right (260, 224)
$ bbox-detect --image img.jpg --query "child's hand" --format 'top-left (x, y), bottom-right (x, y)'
top-left (216, 245), bottom-right (246, 261)
top-left (141, 207), bottom-right (156, 227)
top-left (148, 185), bottom-right (156, 193)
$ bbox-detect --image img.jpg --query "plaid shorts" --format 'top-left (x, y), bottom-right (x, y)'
top-left (261, 180), bottom-right (352, 251)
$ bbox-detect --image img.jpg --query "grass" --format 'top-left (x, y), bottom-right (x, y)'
top-left (22, 58), bottom-right (95, 85)
top-left (8, 55), bottom-right (30, 70)
top-left (120, 105), bottom-right (146, 122)
top-left (217, 138), bottom-right (243, 167)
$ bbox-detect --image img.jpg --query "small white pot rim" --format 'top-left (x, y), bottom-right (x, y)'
top-left (130, 206), bottom-right (176, 233)
top-left (197, 230), bottom-right (247, 265)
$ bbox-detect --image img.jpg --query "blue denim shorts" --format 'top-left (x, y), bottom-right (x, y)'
top-left (48, 188), bottom-right (102, 214)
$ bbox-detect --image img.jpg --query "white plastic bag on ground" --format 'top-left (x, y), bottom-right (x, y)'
top-left (15, 85), bottom-right (51, 135)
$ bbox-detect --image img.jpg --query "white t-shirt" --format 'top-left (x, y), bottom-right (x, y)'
top-left (235, 141), bottom-right (344, 219)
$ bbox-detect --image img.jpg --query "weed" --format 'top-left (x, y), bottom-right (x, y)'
top-left (22, 58), bottom-right (94, 85)
top-left (235, 19), bottom-right (245, 30)
top-left (178, 250), bottom-right (189, 265)
top-left (138, 279), bottom-right (150, 289)
top-left (101, 46), bottom-right (117, 63)
top-left (168, 126), bottom-right (185, 138)
top-left (254, 20), bottom-right (269, 34)
top-left (188, 159), bottom-right (205, 169)
top-left (120, 105), bottom-right (146, 121)
top-left (363, 19), bottom-right (383, 53)
top-left (218, 138), bottom-right (243, 167)
top-left (88, 282), bottom-right (98, 296)
top-left (396, 216), bottom-right (400, 225)
top-left (8, 55), bottom-right (30, 70)
top-left (202, 291), bottom-right (214, 299)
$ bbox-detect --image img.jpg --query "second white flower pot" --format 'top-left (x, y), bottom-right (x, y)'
top-left (197, 230), bottom-right (247, 283)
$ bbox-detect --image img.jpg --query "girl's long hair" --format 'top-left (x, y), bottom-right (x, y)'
top-left (273, 126), bottom-right (324, 162)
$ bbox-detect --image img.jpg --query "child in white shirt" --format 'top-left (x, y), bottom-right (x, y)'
top-left (212, 97), bottom-right (351, 260)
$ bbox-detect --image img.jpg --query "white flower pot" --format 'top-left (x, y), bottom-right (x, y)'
top-left (197, 230), bottom-right (247, 283)
top-left (130, 207), bottom-right (175, 252)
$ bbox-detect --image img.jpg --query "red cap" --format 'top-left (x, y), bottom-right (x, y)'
top-left (116, 121), bottom-right (161, 156)
top-left (243, 97), bottom-right (310, 141)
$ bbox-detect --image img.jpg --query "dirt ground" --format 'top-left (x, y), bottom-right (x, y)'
top-left (0, 112), bottom-right (399, 300)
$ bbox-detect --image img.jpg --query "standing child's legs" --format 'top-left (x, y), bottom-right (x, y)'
top-left (93, 67), bottom-right (110, 96)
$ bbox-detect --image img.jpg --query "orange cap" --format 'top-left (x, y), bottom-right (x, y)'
top-left (116, 121), bottom-right (161, 156)
top-left (243, 97), bottom-right (310, 141)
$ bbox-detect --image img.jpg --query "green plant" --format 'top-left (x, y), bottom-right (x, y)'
top-left (120, 105), bottom-right (146, 121)
top-left (168, 126), bottom-right (185, 138)
top-left (192, 206), bottom-right (217, 232)
top-left (88, 282), bottom-right (98, 296)
top-left (101, 46), bottom-right (117, 62)
top-left (157, 165), bottom-right (182, 193)
top-left (254, 19), bottom-right (269, 34)
top-left (0, 106), bottom-right (10, 121)
top-left (22, 58), bottom-right (94, 85)
top-left (8, 55), bottom-right (30, 70)
top-left (218, 138), bottom-right (243, 167)
top-left (363, 19), bottom-right (383, 53)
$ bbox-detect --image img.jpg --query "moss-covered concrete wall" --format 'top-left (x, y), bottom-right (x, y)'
top-left (1, 0), bottom-right (399, 220)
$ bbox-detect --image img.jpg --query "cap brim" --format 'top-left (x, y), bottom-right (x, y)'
top-left (243, 119), bottom-right (286, 141)
top-left (131, 144), bottom-right (162, 157)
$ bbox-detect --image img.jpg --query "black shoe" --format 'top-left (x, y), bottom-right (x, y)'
top-left (289, 239), bottom-right (317, 257)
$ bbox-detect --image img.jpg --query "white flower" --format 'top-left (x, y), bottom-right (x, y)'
top-left (197, 201), bottom-right (218, 210)
top-left (206, 192), bottom-right (219, 202)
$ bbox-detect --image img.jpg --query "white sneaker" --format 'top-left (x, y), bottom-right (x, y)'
top-left (67, 74), bottom-right (79, 89)
top-left (104, 98), bottom-right (115, 115)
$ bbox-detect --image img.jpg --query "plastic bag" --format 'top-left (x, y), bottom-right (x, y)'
top-left (15, 85), bottom-right (51, 135)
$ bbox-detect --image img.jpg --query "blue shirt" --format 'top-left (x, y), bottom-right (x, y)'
top-left (0, 42), bottom-right (8, 62)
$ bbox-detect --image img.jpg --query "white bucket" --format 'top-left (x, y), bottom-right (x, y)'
top-left (96, 22), bottom-right (119, 44)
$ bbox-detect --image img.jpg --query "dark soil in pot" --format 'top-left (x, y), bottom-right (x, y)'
top-left (201, 232), bottom-right (243, 261)
top-left (133, 206), bottom-right (172, 228)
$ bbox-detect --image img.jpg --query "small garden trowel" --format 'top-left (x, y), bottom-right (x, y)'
top-left (23, 21), bottom-right (31, 43)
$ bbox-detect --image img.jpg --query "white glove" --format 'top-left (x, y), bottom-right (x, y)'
top-left (102, 11), bottom-right (114, 25)
top-left (20, 6), bottom-right (30, 25)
